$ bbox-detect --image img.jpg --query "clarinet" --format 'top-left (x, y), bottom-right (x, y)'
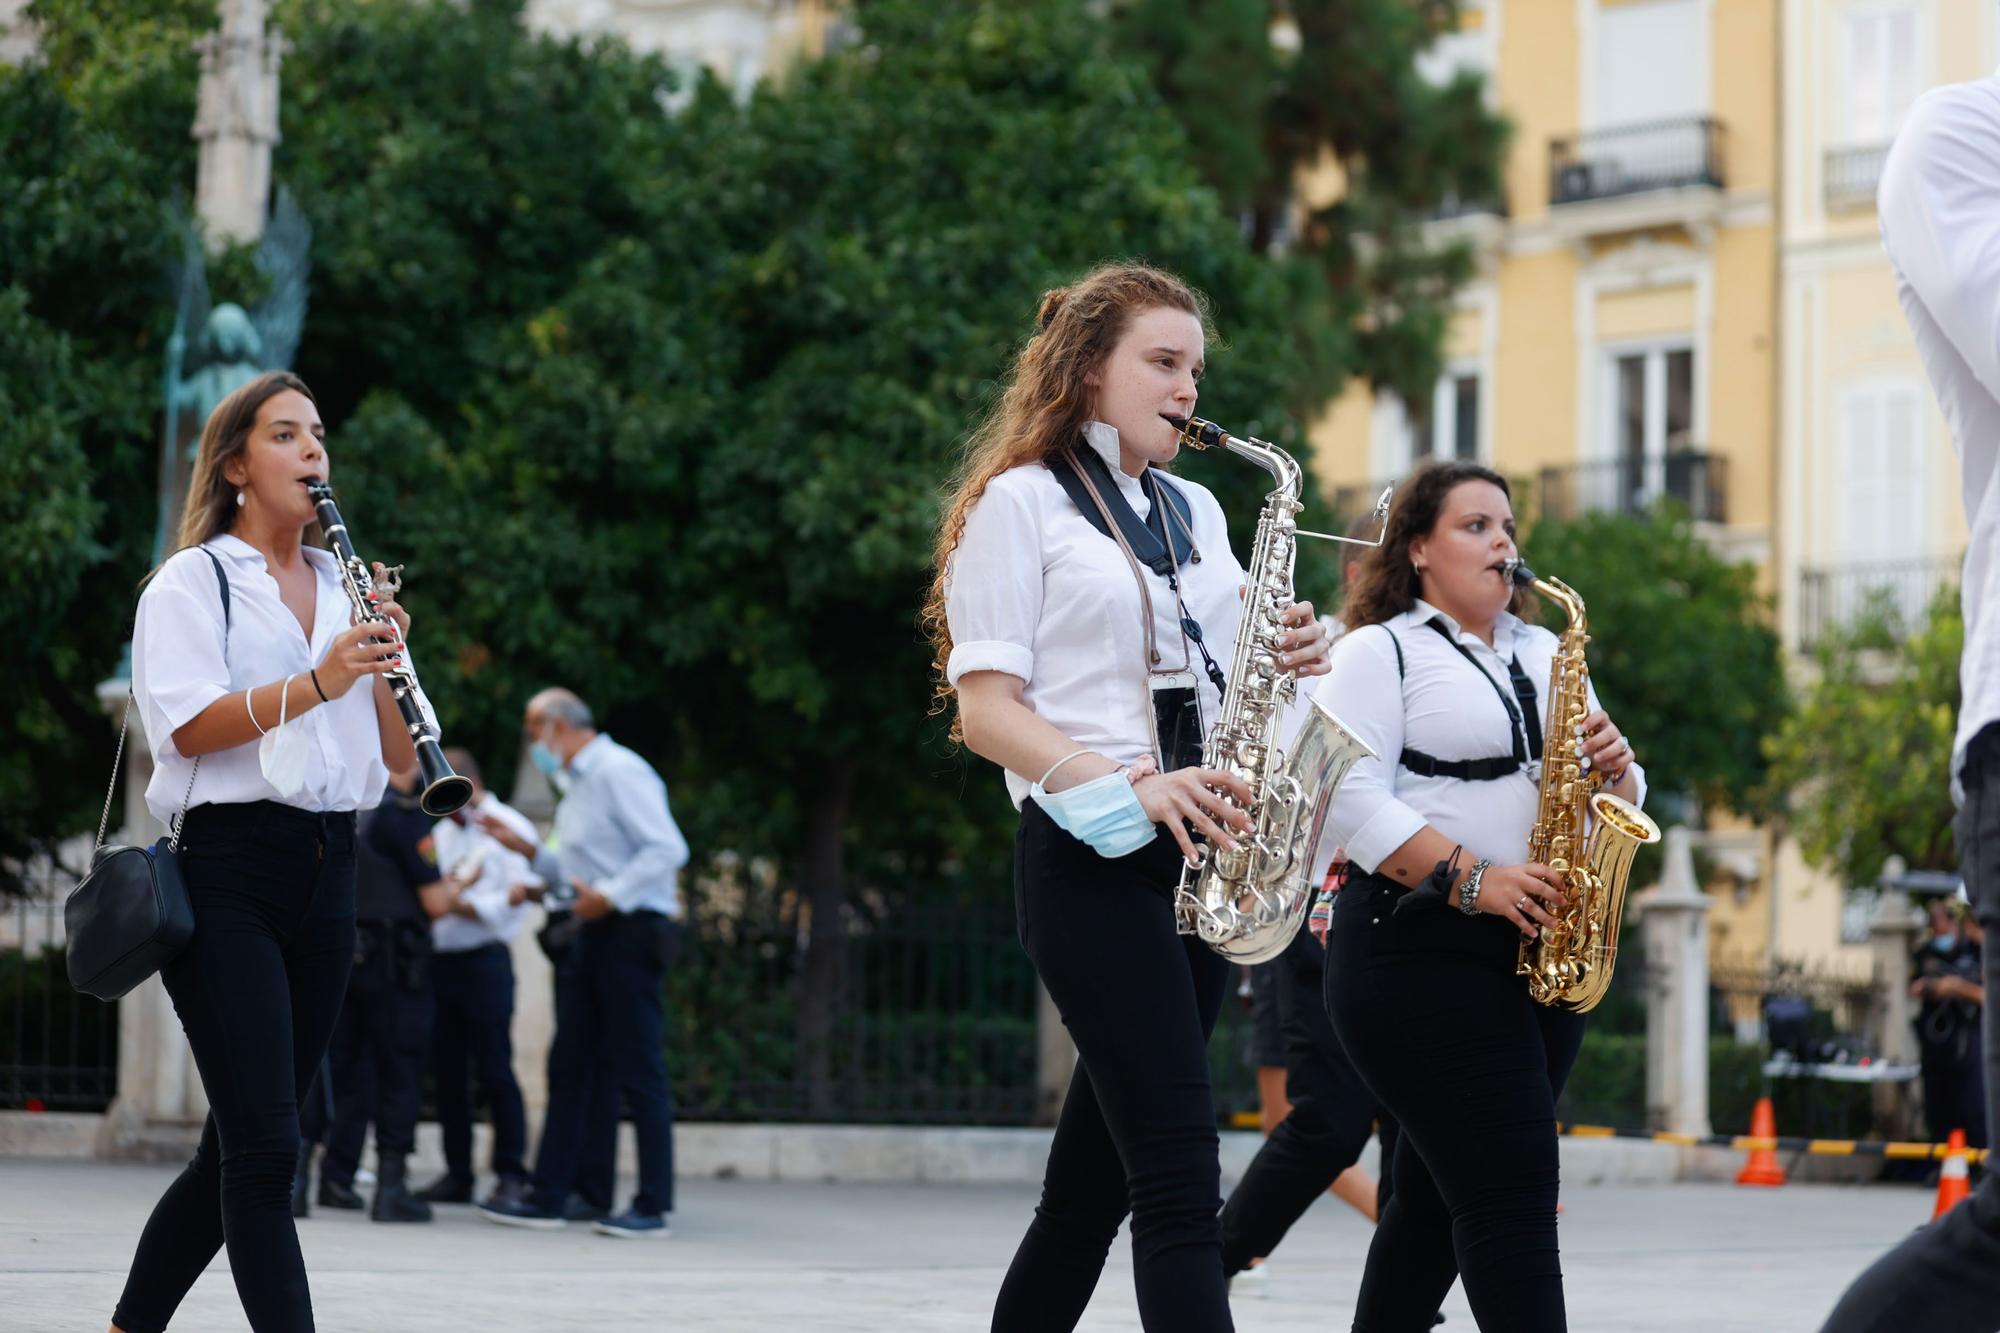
top-left (306, 481), bottom-right (474, 817)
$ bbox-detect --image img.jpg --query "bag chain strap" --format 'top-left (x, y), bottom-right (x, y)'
top-left (95, 691), bottom-right (201, 855)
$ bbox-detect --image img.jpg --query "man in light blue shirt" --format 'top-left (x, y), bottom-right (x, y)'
top-left (477, 688), bottom-right (688, 1239)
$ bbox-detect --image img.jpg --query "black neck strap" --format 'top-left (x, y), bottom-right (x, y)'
top-left (1422, 619), bottom-right (1542, 761)
top-left (1046, 445), bottom-right (1196, 577)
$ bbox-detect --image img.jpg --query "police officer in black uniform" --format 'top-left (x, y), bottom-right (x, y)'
top-left (317, 765), bottom-right (445, 1222)
top-left (1913, 895), bottom-right (1989, 1150)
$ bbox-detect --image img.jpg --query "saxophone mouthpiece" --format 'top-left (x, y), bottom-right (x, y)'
top-left (1500, 558), bottom-right (1538, 588)
top-left (1169, 415), bottom-right (1230, 451)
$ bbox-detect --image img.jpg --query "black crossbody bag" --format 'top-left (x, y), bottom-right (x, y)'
top-left (65, 549), bottom-right (230, 1001)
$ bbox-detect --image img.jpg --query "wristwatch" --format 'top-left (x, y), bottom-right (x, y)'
top-left (1457, 859), bottom-right (1492, 916)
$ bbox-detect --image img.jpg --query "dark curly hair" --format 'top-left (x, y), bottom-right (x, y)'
top-left (1341, 460), bottom-right (1533, 628)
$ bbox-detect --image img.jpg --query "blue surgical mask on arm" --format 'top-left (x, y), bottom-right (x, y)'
top-left (1031, 771), bottom-right (1158, 858)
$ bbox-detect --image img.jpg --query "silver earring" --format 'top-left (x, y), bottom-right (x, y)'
top-left (235, 490), bottom-right (246, 508)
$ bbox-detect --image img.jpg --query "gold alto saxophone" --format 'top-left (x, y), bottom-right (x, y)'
top-left (1505, 560), bottom-right (1660, 1012)
top-left (1168, 416), bottom-right (1386, 965)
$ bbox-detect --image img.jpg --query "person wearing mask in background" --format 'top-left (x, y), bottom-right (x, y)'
top-left (477, 689), bottom-right (689, 1239)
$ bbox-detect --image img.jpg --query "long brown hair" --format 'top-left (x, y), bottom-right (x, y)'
top-left (920, 262), bottom-right (1212, 736)
top-left (173, 370), bottom-right (322, 554)
top-left (1341, 459), bottom-right (1532, 629)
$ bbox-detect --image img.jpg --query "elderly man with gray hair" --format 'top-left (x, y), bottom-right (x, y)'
top-left (476, 688), bottom-right (689, 1239)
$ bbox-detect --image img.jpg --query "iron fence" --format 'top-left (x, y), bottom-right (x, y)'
top-left (1796, 556), bottom-right (1961, 653)
top-left (1550, 116), bottom-right (1727, 206)
top-left (0, 864), bottom-right (118, 1112)
top-left (1824, 144), bottom-right (1890, 213)
top-left (1534, 451), bottom-right (1728, 525)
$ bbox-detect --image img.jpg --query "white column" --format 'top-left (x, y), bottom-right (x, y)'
top-left (96, 683), bottom-right (209, 1154)
top-left (1637, 827), bottom-right (1712, 1137)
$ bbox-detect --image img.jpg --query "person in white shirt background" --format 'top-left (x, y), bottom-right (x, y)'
top-left (415, 748), bottom-right (539, 1212)
top-left (112, 370), bottom-right (425, 1333)
top-left (1316, 460), bottom-right (1644, 1333)
top-left (1819, 67), bottom-right (2000, 1333)
top-left (924, 261), bottom-right (1333, 1333)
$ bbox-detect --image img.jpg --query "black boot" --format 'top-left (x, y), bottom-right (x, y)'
top-left (291, 1142), bottom-right (314, 1219)
top-left (318, 1176), bottom-right (365, 1210)
top-left (416, 1171), bottom-right (475, 1205)
top-left (370, 1156), bottom-right (433, 1223)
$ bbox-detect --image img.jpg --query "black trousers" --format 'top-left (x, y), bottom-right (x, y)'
top-left (1325, 872), bottom-right (1586, 1333)
top-left (114, 802), bottom-right (357, 1333)
top-left (431, 942), bottom-right (529, 1183)
top-left (545, 934), bottom-right (617, 1210)
top-left (992, 805), bottom-right (1233, 1333)
top-left (1219, 928), bottom-right (1399, 1276)
top-left (322, 920), bottom-right (434, 1182)
top-left (529, 910), bottom-right (680, 1216)
top-left (1821, 724), bottom-right (2000, 1332)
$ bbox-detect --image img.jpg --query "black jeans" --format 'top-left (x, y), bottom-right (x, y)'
top-left (1325, 872), bottom-right (1586, 1333)
top-left (529, 910), bottom-right (680, 1216)
top-left (1219, 928), bottom-right (1398, 1276)
top-left (992, 804), bottom-right (1233, 1333)
top-left (546, 938), bottom-right (617, 1210)
top-left (432, 942), bottom-right (529, 1183)
top-left (113, 802), bottom-right (357, 1333)
top-left (1821, 724), bottom-right (2000, 1332)
top-left (322, 920), bottom-right (433, 1182)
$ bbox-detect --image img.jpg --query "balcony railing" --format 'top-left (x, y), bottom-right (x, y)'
top-left (1549, 116), bottom-right (1727, 206)
top-left (1823, 144), bottom-right (1891, 213)
top-left (1796, 555), bottom-right (1962, 653)
top-left (1534, 451), bottom-right (1728, 525)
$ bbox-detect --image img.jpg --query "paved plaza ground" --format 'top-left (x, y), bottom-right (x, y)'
top-left (0, 1159), bottom-right (1941, 1331)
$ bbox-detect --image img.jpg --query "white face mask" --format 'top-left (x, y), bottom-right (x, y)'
top-left (256, 674), bottom-right (311, 798)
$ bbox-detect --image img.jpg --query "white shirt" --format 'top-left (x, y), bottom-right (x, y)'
top-left (529, 734), bottom-right (689, 917)
top-left (430, 792), bottom-right (537, 952)
top-left (1877, 72), bottom-right (2000, 794)
top-left (132, 535), bottom-right (437, 826)
top-left (944, 421), bottom-right (1248, 808)
top-left (1319, 600), bottom-right (1648, 875)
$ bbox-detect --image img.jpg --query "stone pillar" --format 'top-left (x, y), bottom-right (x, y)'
top-left (1036, 982), bottom-right (1074, 1125)
top-left (95, 680), bottom-right (210, 1156)
top-left (1869, 867), bottom-right (1924, 1068)
top-left (1637, 827), bottom-right (1712, 1137)
top-left (192, 0), bottom-right (285, 249)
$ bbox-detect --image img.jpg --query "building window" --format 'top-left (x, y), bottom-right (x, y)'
top-left (1845, 5), bottom-right (1918, 146)
top-left (1839, 383), bottom-right (1926, 561)
top-left (1400, 370), bottom-right (1484, 465)
top-left (1590, 342), bottom-right (1695, 512)
top-left (1594, 0), bottom-right (1704, 129)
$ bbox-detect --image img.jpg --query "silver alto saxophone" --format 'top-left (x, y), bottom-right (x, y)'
top-left (1169, 416), bottom-right (1388, 964)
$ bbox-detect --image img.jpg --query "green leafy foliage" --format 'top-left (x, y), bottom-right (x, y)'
top-left (1521, 505), bottom-right (1789, 821)
top-left (1764, 585), bottom-right (1962, 887)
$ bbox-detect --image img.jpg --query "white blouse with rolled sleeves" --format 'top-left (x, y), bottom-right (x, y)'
top-left (944, 421), bottom-right (1248, 809)
top-left (1317, 599), bottom-right (1647, 875)
top-left (132, 533), bottom-right (437, 826)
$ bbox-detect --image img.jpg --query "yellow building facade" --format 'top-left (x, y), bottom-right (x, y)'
top-left (1311, 0), bottom-right (1995, 976)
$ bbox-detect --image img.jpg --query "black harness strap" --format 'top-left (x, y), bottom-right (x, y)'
top-left (1385, 618), bottom-right (1542, 783)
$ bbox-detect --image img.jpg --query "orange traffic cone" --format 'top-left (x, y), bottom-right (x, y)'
top-left (1736, 1096), bottom-right (1787, 1187)
top-left (1933, 1129), bottom-right (1971, 1218)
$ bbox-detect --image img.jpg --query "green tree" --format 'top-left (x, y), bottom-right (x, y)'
top-left (3, 0), bottom-right (1485, 1109)
top-left (1764, 587), bottom-right (1961, 887)
top-left (1520, 506), bottom-right (1788, 821)
top-left (1109, 0), bottom-right (1509, 405)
